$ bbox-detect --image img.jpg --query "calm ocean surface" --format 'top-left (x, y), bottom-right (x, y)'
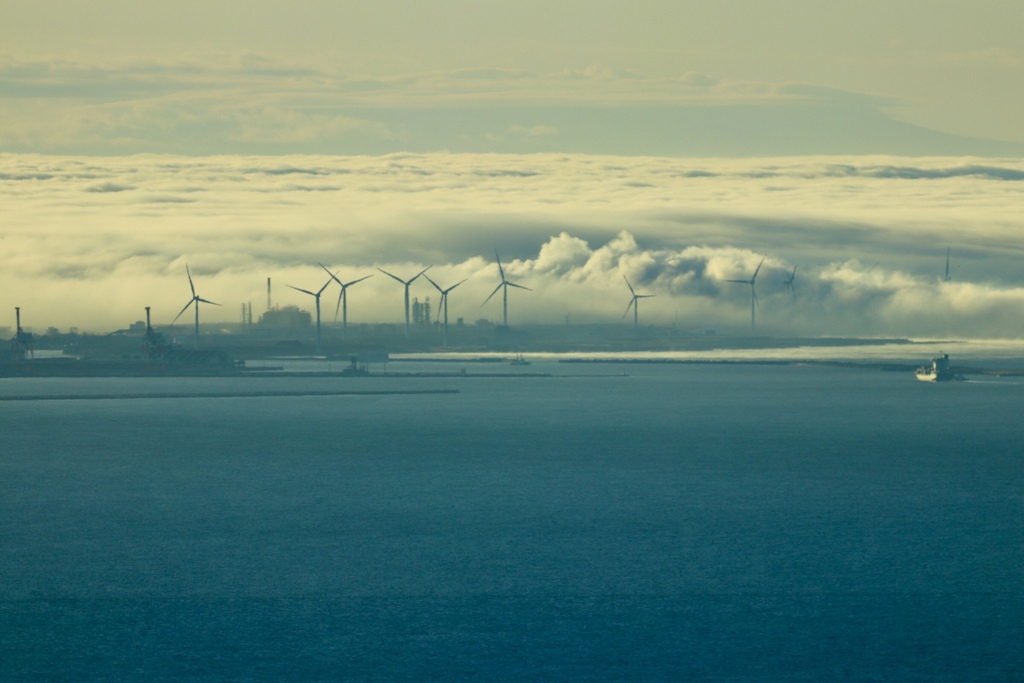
top-left (2, 359), bottom-right (1022, 681)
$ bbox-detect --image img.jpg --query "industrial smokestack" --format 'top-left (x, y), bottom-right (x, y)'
top-left (145, 306), bottom-right (152, 335)
top-left (15, 307), bottom-right (21, 334)
top-left (267, 277), bottom-right (272, 312)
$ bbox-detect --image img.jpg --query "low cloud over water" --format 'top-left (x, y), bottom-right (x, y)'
top-left (2, 153), bottom-right (1023, 338)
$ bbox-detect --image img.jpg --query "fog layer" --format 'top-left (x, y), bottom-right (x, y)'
top-left (2, 153), bottom-right (1022, 338)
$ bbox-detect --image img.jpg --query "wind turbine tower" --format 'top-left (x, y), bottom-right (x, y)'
top-left (944, 249), bottom-right (952, 282)
top-left (171, 265), bottom-right (220, 349)
top-left (724, 255), bottom-right (766, 334)
top-left (483, 250), bottom-right (531, 327)
top-left (320, 264), bottom-right (373, 340)
top-left (288, 275), bottom-right (334, 355)
top-left (379, 266), bottom-right (431, 335)
top-left (425, 274), bottom-right (467, 348)
top-left (623, 276), bottom-right (655, 328)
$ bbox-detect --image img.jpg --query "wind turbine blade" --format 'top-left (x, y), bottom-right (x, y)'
top-left (482, 282), bottom-right (503, 305)
top-left (378, 268), bottom-right (406, 285)
top-left (752, 288), bottom-right (759, 309)
top-left (317, 277), bottom-right (334, 295)
top-left (507, 282), bottom-right (531, 291)
top-left (446, 278), bottom-right (468, 292)
top-left (172, 299), bottom-right (193, 323)
top-left (196, 297), bottom-right (220, 307)
top-left (288, 285), bottom-right (315, 297)
top-left (409, 266), bottom-right (432, 284)
top-left (494, 250), bottom-right (505, 281)
top-left (186, 265), bottom-right (196, 298)
top-left (334, 291), bottom-right (343, 321)
top-left (724, 279), bottom-right (749, 284)
top-left (423, 274), bottom-right (443, 293)
top-left (319, 263), bottom-right (343, 286)
top-left (751, 255), bottom-right (766, 282)
top-left (623, 298), bottom-right (636, 317)
top-left (638, 294), bottom-right (655, 299)
top-left (623, 275), bottom-right (636, 296)
top-left (344, 274), bottom-right (373, 287)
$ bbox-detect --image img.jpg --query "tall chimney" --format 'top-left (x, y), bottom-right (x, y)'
top-left (267, 277), bottom-right (272, 312)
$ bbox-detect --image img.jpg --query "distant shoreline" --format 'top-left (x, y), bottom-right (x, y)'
top-left (0, 388), bottom-right (460, 402)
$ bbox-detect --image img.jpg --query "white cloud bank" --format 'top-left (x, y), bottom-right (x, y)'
top-left (1, 152), bottom-right (1023, 338)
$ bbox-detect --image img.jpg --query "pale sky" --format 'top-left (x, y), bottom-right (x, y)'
top-left (2, 1), bottom-right (1023, 155)
top-left (3, 3), bottom-right (1023, 339)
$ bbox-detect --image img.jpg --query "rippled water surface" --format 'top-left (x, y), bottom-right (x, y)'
top-left (2, 361), bottom-right (1022, 680)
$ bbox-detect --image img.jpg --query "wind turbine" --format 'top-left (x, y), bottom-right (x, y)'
top-left (724, 255), bottom-right (766, 334)
top-left (482, 250), bottom-right (531, 327)
top-left (623, 276), bottom-right (655, 328)
top-left (783, 266), bottom-right (797, 297)
top-left (425, 274), bottom-right (467, 348)
top-left (378, 266), bottom-right (431, 335)
top-left (171, 265), bottom-right (219, 349)
top-left (288, 275), bottom-right (334, 355)
top-left (320, 264), bottom-right (372, 340)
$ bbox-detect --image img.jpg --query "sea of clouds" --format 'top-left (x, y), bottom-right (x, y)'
top-left (2, 152), bottom-right (1023, 338)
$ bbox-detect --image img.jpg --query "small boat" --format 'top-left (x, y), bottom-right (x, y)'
top-left (509, 353), bottom-right (530, 366)
top-left (915, 353), bottom-right (959, 382)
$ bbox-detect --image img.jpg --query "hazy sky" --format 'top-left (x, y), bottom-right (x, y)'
top-left (2, 1), bottom-right (1023, 155)
top-left (3, 3), bottom-right (1023, 340)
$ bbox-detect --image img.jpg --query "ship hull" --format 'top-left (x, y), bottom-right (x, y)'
top-left (915, 372), bottom-right (946, 382)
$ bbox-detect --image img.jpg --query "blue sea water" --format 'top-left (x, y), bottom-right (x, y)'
top-left (1, 361), bottom-right (1022, 681)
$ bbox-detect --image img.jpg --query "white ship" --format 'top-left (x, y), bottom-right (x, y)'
top-left (915, 353), bottom-right (957, 382)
